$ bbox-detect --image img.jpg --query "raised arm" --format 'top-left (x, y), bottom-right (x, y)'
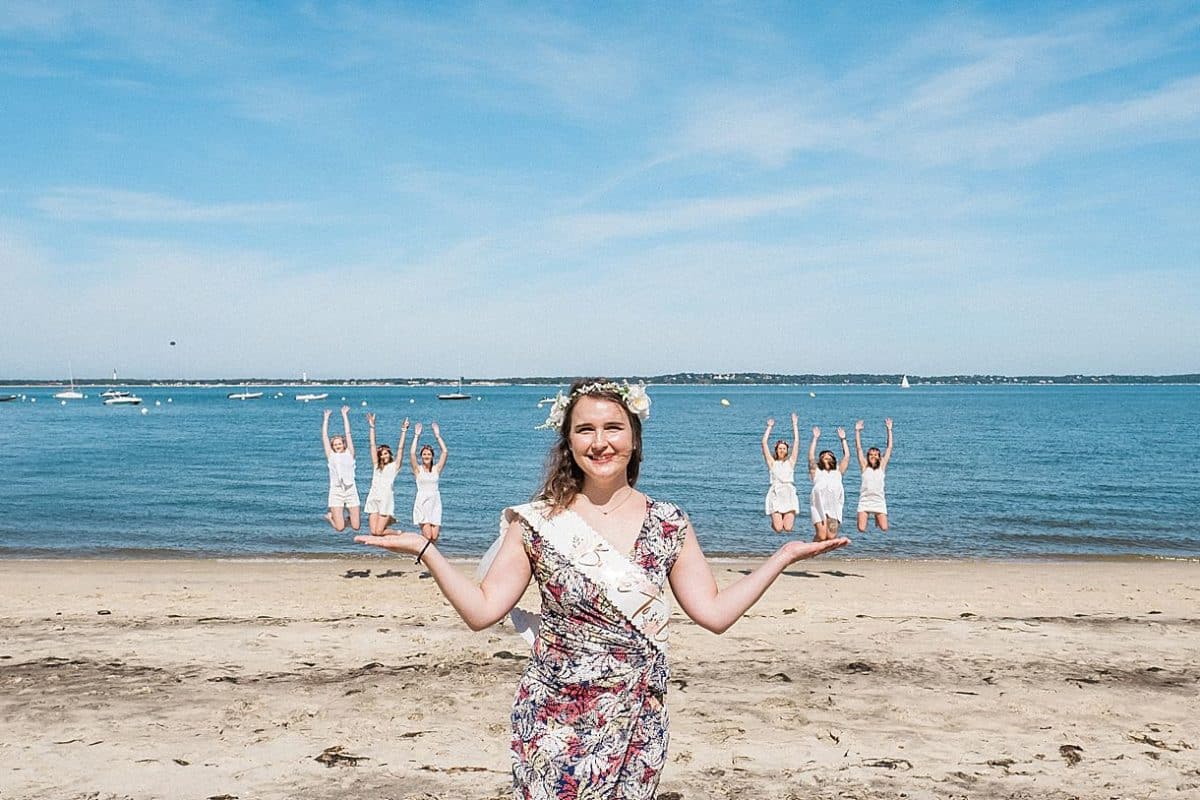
top-left (341, 406), bottom-right (354, 457)
top-left (367, 412), bottom-right (379, 469)
top-left (761, 418), bottom-right (775, 466)
top-left (854, 419), bottom-right (867, 470)
top-left (808, 426), bottom-right (820, 478)
top-left (409, 422), bottom-right (423, 471)
top-left (670, 523), bottom-right (848, 634)
top-left (321, 409), bottom-right (334, 458)
top-left (790, 412), bottom-right (800, 464)
top-left (880, 417), bottom-right (894, 470)
top-left (431, 422), bottom-right (449, 472)
top-left (354, 522), bottom-right (532, 631)
top-left (836, 427), bottom-right (850, 473)
top-left (396, 418), bottom-right (410, 472)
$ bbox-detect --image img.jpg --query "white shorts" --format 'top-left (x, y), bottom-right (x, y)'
top-left (857, 499), bottom-right (888, 515)
top-left (363, 491), bottom-right (395, 517)
top-left (328, 484), bottom-right (360, 509)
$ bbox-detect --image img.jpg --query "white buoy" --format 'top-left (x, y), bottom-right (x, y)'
top-left (167, 398), bottom-right (173, 403)
top-left (140, 408), bottom-right (149, 415)
top-left (409, 398), bottom-right (415, 404)
top-left (809, 392), bottom-right (816, 398)
top-left (361, 401), bottom-right (367, 406)
top-left (30, 397), bottom-right (36, 403)
top-left (341, 396), bottom-right (346, 401)
top-left (155, 400), bottom-right (161, 406)
top-left (720, 398), bottom-right (730, 406)
top-left (61, 400), bottom-right (67, 406)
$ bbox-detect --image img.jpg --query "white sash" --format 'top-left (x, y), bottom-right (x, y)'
top-left (477, 501), bottom-right (671, 654)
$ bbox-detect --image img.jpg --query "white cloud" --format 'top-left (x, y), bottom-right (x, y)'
top-left (33, 188), bottom-right (302, 223)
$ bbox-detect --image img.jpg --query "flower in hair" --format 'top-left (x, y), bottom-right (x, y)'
top-left (537, 381), bottom-right (651, 430)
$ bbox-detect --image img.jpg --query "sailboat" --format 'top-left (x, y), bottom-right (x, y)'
top-left (437, 377), bottom-right (471, 401)
top-left (54, 364), bottom-right (84, 399)
top-left (900, 375), bottom-right (911, 389)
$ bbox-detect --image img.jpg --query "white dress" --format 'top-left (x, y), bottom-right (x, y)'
top-left (364, 461), bottom-right (400, 517)
top-left (857, 467), bottom-right (888, 515)
top-left (413, 468), bottom-right (443, 526)
top-left (810, 468), bottom-right (845, 523)
top-left (326, 451), bottom-right (359, 508)
top-left (765, 459), bottom-right (800, 515)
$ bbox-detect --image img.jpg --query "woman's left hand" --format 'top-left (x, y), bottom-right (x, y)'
top-left (779, 537), bottom-right (850, 564)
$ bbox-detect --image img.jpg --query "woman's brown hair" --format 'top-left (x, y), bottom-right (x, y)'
top-left (536, 378), bottom-right (643, 512)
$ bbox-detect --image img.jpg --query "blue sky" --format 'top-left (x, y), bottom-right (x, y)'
top-left (2, 1), bottom-right (1198, 379)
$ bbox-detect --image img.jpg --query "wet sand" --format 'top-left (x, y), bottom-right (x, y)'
top-left (1, 558), bottom-right (1198, 799)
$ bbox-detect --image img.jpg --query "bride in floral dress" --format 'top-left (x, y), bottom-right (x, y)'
top-left (355, 380), bottom-right (849, 798)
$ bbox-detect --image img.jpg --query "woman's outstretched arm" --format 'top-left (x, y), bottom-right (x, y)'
top-left (808, 426), bottom-right (820, 478)
top-left (432, 422), bottom-right (449, 472)
top-left (396, 418), bottom-right (410, 472)
top-left (790, 412), bottom-right (800, 464)
top-left (761, 418), bottom-right (775, 466)
top-left (341, 406), bottom-right (354, 457)
top-left (837, 427), bottom-right (850, 473)
top-left (355, 521), bottom-right (532, 631)
top-left (321, 409), bottom-right (334, 458)
top-left (854, 420), bottom-right (867, 470)
top-left (881, 418), bottom-right (894, 470)
top-left (409, 423), bottom-right (422, 471)
top-left (367, 412), bottom-right (379, 469)
top-left (670, 525), bottom-right (849, 634)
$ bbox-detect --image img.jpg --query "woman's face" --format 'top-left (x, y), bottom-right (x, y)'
top-left (378, 447), bottom-right (392, 465)
top-left (330, 436), bottom-right (346, 453)
top-left (569, 395), bottom-right (634, 486)
top-left (867, 449), bottom-right (881, 468)
top-left (421, 447), bottom-right (434, 467)
top-left (774, 442), bottom-right (789, 460)
top-left (820, 452), bottom-right (836, 470)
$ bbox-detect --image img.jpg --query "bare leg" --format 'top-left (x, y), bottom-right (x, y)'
top-left (771, 512), bottom-right (785, 533)
top-left (876, 513), bottom-right (889, 532)
top-left (327, 507), bottom-right (346, 532)
top-left (369, 512), bottom-right (386, 535)
top-left (426, 524), bottom-right (440, 542)
top-left (347, 505), bottom-right (361, 531)
top-left (813, 520), bottom-right (828, 542)
top-left (857, 511), bottom-right (868, 533)
top-left (827, 517), bottom-right (840, 538)
top-left (782, 511), bottom-right (795, 532)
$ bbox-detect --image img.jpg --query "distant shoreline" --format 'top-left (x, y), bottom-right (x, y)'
top-left (3, 372), bottom-right (1199, 386)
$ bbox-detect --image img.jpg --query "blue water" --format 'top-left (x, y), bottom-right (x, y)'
top-left (1, 384), bottom-right (1197, 559)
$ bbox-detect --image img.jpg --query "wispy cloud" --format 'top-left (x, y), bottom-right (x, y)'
top-left (34, 188), bottom-right (301, 223)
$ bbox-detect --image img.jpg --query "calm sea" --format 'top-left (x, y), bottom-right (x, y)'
top-left (1, 384), bottom-right (1196, 560)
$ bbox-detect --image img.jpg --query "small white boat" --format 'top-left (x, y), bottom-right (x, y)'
top-left (103, 394), bottom-right (143, 406)
top-left (227, 391), bottom-right (264, 400)
top-left (100, 388), bottom-right (129, 398)
top-left (54, 364), bottom-right (84, 399)
top-left (900, 375), bottom-right (911, 389)
top-left (296, 392), bottom-right (329, 402)
top-left (0, 394), bottom-right (18, 403)
top-left (438, 377), bottom-right (471, 401)
top-left (537, 396), bottom-right (557, 406)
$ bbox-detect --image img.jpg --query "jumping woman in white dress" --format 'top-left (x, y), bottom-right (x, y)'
top-left (808, 425), bottom-right (850, 542)
top-left (322, 406), bottom-right (360, 532)
top-left (409, 421), bottom-right (448, 541)
top-left (364, 413), bottom-right (410, 535)
top-left (855, 417), bottom-right (894, 532)
top-left (762, 412), bottom-right (801, 533)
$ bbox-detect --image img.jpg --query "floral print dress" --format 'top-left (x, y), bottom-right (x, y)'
top-left (509, 498), bottom-right (688, 799)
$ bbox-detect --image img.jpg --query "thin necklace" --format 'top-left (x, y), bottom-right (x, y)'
top-left (592, 487), bottom-right (634, 516)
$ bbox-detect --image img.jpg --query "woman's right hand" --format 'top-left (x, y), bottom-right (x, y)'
top-left (323, 409), bottom-right (332, 420)
top-left (766, 417), bottom-right (775, 428)
top-left (854, 419), bottom-right (864, 432)
top-left (812, 426), bottom-right (821, 438)
top-left (413, 422), bottom-right (423, 437)
top-left (355, 531), bottom-right (427, 556)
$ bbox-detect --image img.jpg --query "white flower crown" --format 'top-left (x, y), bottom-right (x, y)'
top-left (537, 381), bottom-right (652, 430)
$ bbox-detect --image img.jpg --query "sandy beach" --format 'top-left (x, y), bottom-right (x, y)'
top-left (1, 557), bottom-right (1197, 799)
